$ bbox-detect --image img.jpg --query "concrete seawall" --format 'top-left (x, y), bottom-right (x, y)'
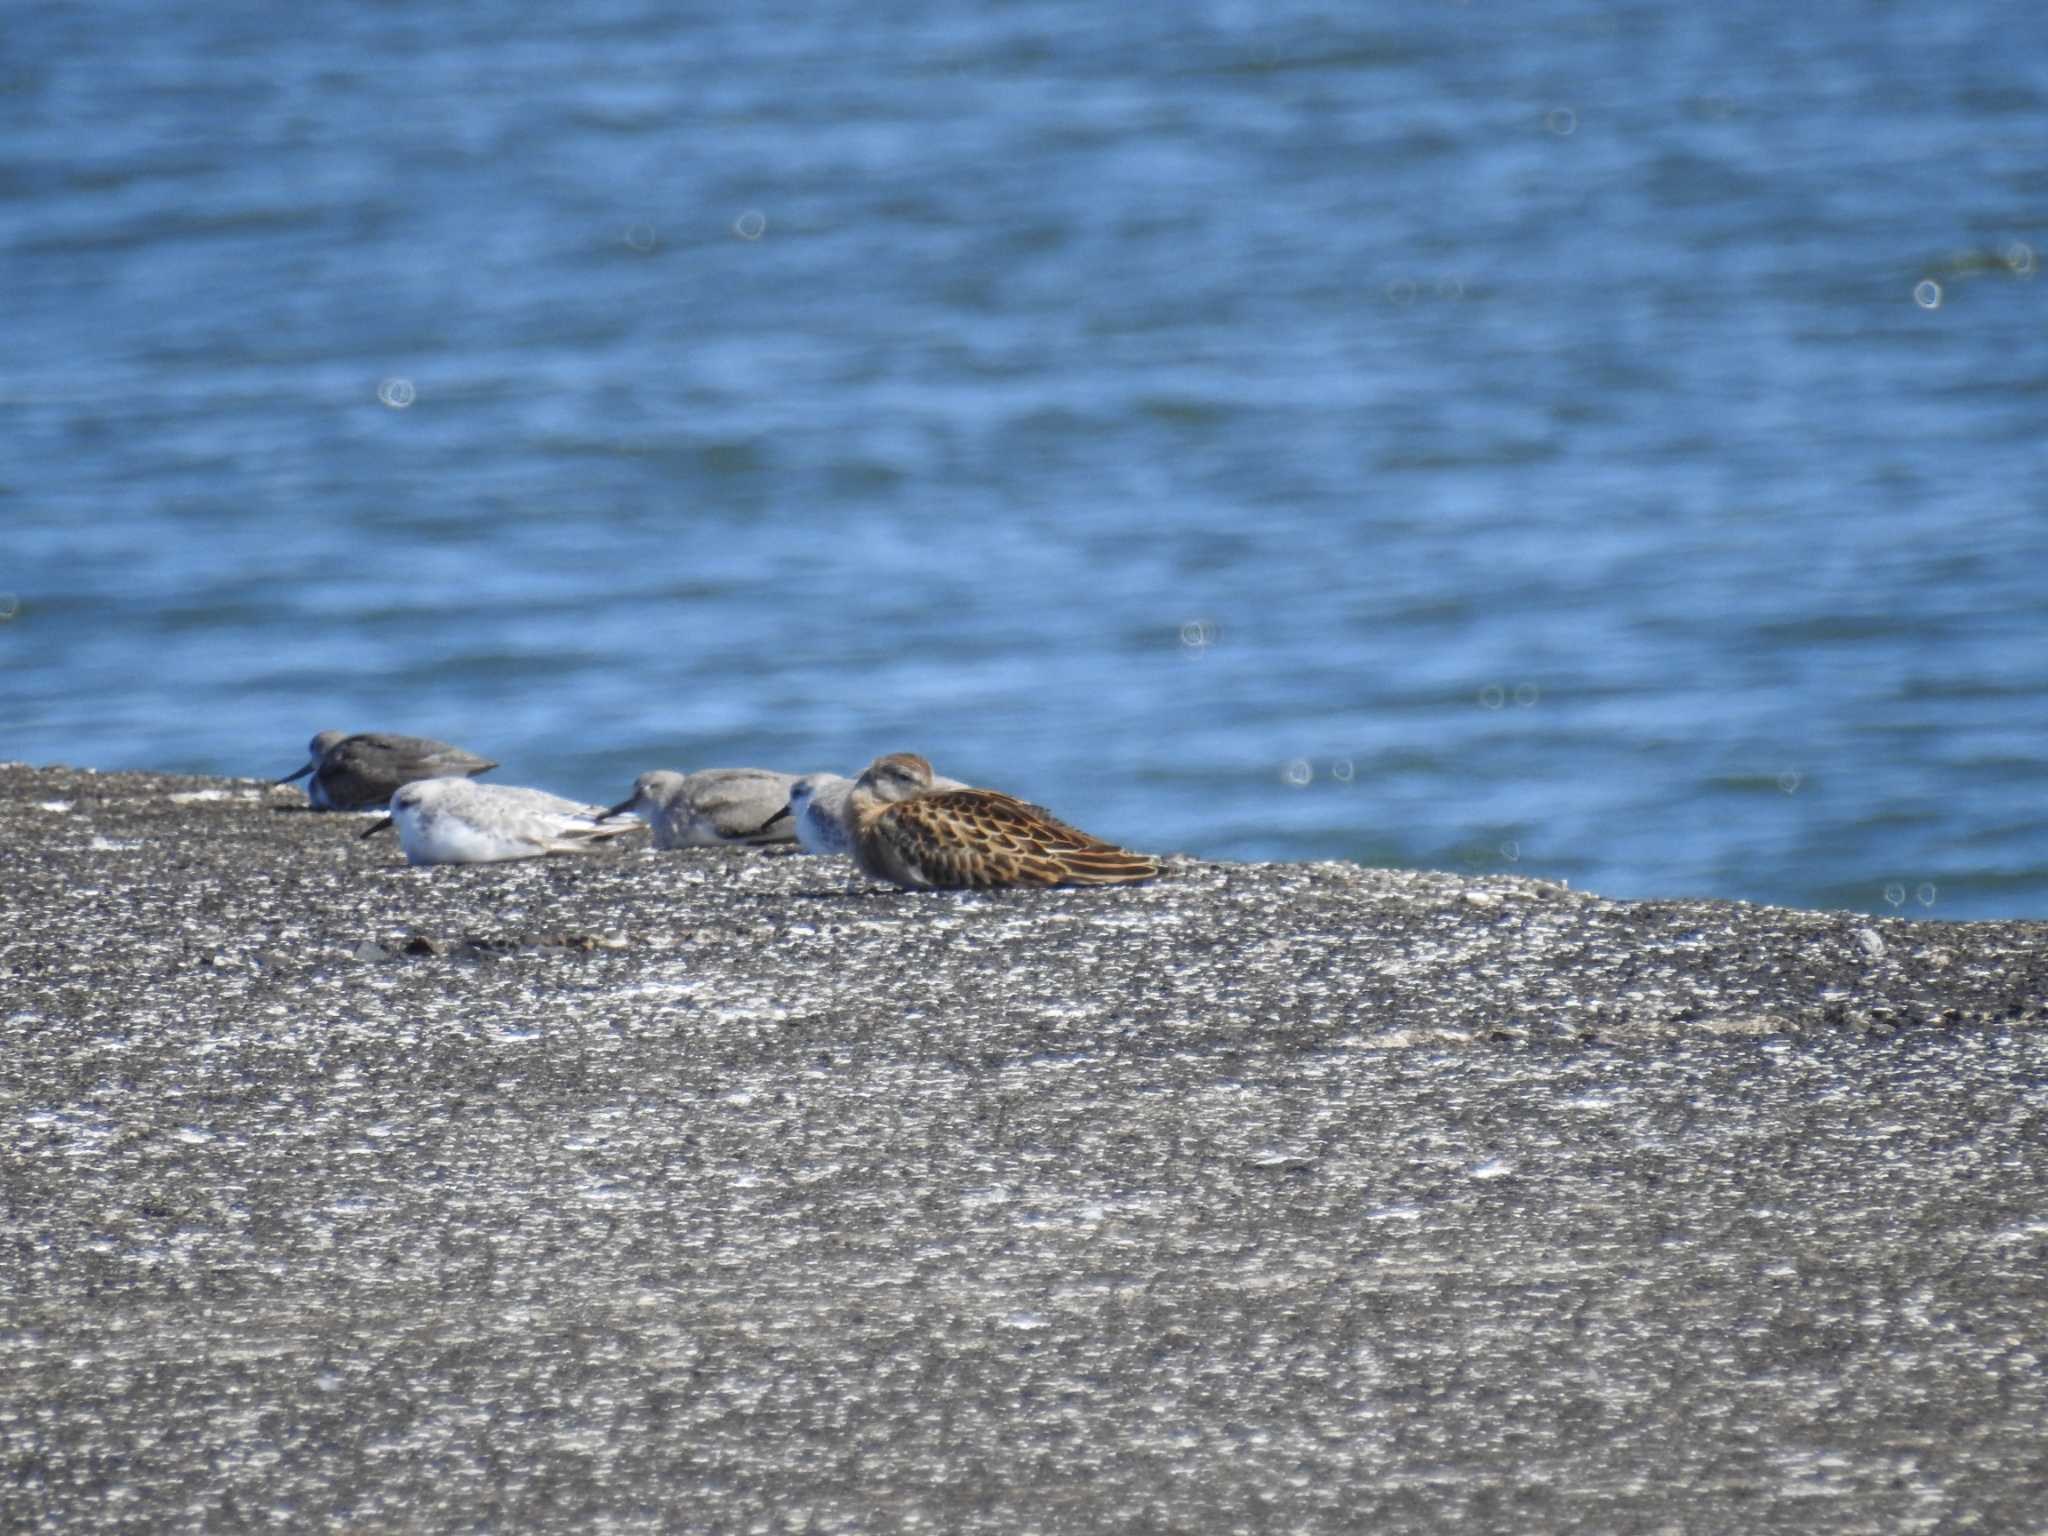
top-left (6, 763), bottom-right (2047, 1531)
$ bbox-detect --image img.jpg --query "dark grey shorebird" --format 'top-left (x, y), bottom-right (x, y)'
top-left (362, 779), bottom-right (639, 866)
top-left (276, 730), bottom-right (497, 812)
top-left (599, 769), bottom-right (811, 850)
top-left (843, 752), bottom-right (1161, 890)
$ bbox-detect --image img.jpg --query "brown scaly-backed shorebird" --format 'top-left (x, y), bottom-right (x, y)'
top-left (276, 730), bottom-right (497, 811)
top-left (843, 752), bottom-right (1161, 890)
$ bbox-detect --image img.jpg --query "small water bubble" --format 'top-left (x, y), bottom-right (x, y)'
top-left (1283, 759), bottom-right (1313, 787)
top-left (1913, 279), bottom-right (1942, 310)
top-left (2005, 241), bottom-right (2036, 276)
top-left (1478, 684), bottom-right (1505, 710)
top-left (376, 377), bottom-right (415, 409)
top-left (1883, 882), bottom-right (1906, 908)
top-left (1777, 771), bottom-right (1802, 795)
top-left (732, 209), bottom-right (768, 240)
top-left (0, 592), bottom-right (19, 622)
top-left (1513, 683), bottom-right (1539, 708)
top-left (1545, 107), bottom-right (1577, 137)
top-left (1499, 840), bottom-right (1520, 862)
top-left (1435, 276), bottom-right (1466, 301)
top-left (1179, 619), bottom-right (1215, 651)
top-left (1385, 277), bottom-right (1417, 307)
top-left (1331, 758), bottom-right (1355, 783)
top-left (1916, 883), bottom-right (1937, 908)
top-left (623, 223), bottom-right (658, 253)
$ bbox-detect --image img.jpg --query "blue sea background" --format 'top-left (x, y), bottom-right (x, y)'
top-left (4, 1), bottom-right (2044, 919)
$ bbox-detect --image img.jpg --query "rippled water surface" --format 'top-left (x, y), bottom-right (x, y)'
top-left (5, 1), bottom-right (2045, 916)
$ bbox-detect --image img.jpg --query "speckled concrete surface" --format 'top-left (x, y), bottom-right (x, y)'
top-left (5, 763), bottom-right (2047, 1532)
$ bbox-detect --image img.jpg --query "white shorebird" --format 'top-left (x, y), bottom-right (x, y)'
top-left (597, 769), bottom-right (809, 850)
top-left (843, 752), bottom-right (1161, 891)
top-left (753, 768), bottom-right (967, 856)
top-left (362, 779), bottom-right (640, 866)
top-left (277, 730), bottom-right (497, 812)
top-left (780, 774), bottom-right (858, 856)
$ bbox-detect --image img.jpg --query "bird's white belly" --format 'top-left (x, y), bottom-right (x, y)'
top-left (398, 809), bottom-right (540, 865)
top-left (796, 802), bottom-right (850, 856)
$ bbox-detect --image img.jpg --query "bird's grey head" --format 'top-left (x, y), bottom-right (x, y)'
top-left (634, 770), bottom-right (688, 806)
top-left (390, 782), bottom-right (432, 814)
top-left (308, 730), bottom-right (350, 760)
top-left (603, 769), bottom-right (684, 823)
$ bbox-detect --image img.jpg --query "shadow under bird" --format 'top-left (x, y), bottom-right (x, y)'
top-left (598, 769), bottom-right (812, 850)
top-left (276, 730), bottom-right (497, 812)
top-left (362, 779), bottom-right (640, 866)
top-left (751, 768), bottom-right (968, 856)
top-left (844, 752), bottom-right (1162, 890)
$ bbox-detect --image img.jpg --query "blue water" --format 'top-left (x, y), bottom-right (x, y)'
top-left (5, 2), bottom-right (2045, 919)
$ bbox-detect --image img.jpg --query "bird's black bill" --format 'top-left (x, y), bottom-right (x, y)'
top-left (360, 816), bottom-right (394, 839)
top-left (598, 799), bottom-right (636, 823)
top-left (275, 762), bottom-right (314, 786)
top-left (746, 804), bottom-right (793, 838)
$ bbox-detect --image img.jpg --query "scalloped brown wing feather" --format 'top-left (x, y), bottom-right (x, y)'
top-left (876, 790), bottom-right (1160, 890)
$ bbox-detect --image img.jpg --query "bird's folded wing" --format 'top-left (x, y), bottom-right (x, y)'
top-left (884, 792), bottom-right (1159, 888)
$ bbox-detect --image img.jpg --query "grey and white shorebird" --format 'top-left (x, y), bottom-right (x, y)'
top-left (276, 730), bottom-right (497, 812)
top-left (362, 779), bottom-right (640, 866)
top-left (597, 768), bottom-right (810, 850)
top-left (843, 752), bottom-right (1162, 890)
top-left (751, 768), bottom-right (967, 856)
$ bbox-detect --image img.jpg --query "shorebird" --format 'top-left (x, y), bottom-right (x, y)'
top-left (843, 752), bottom-right (1161, 890)
top-left (750, 768), bottom-right (968, 856)
top-left (276, 730), bottom-right (497, 812)
top-left (362, 779), bottom-right (640, 866)
top-left (598, 768), bottom-right (806, 850)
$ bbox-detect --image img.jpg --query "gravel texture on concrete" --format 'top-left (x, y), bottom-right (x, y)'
top-left (5, 763), bottom-right (2047, 1532)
